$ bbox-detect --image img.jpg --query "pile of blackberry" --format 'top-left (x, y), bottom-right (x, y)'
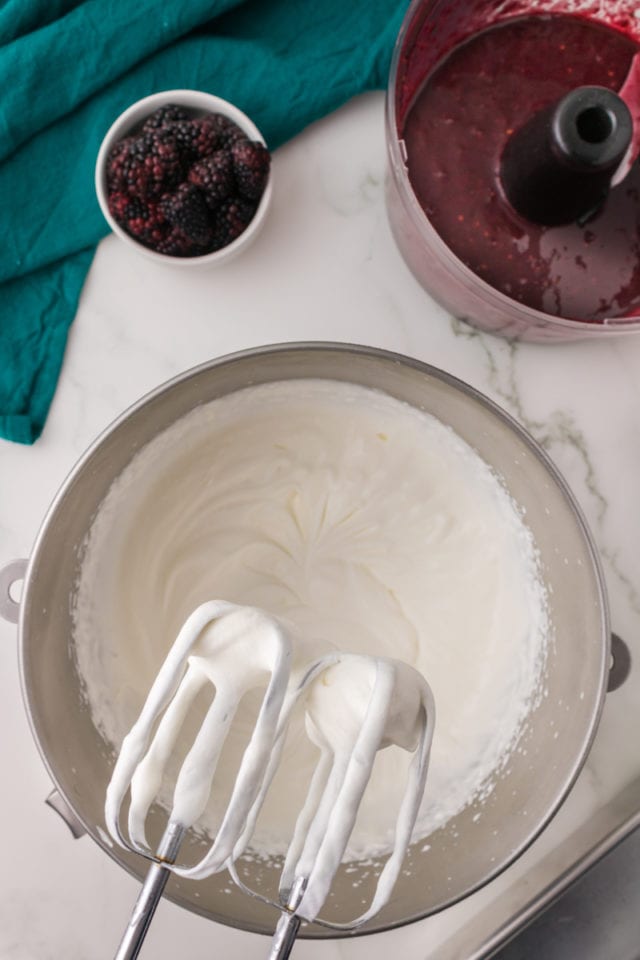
top-left (105, 104), bottom-right (271, 257)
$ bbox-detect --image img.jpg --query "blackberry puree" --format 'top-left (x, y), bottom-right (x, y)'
top-left (402, 15), bottom-right (640, 323)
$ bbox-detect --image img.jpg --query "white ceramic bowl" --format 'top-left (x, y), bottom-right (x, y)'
top-left (95, 89), bottom-right (273, 267)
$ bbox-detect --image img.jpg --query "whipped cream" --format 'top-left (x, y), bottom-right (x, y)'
top-left (105, 601), bottom-right (435, 923)
top-left (105, 602), bottom-right (293, 860)
top-left (73, 379), bottom-right (548, 860)
top-left (280, 652), bottom-right (434, 922)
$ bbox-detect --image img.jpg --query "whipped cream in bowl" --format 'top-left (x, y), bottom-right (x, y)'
top-left (16, 345), bottom-right (609, 936)
top-left (75, 379), bottom-right (547, 859)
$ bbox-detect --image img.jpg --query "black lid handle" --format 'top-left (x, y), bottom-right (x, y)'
top-left (500, 85), bottom-right (632, 225)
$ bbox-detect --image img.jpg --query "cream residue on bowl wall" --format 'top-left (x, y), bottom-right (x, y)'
top-left (71, 379), bottom-right (549, 860)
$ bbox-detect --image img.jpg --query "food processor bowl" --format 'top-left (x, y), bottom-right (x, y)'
top-left (385, 0), bottom-right (640, 342)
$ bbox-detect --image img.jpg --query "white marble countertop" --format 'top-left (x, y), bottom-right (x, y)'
top-left (1, 91), bottom-right (640, 960)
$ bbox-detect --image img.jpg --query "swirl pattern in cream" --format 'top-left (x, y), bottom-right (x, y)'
top-left (73, 379), bottom-right (548, 858)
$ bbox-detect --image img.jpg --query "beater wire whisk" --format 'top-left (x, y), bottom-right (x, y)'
top-left (105, 602), bottom-right (435, 960)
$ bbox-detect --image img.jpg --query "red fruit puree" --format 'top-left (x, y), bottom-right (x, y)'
top-left (402, 15), bottom-right (640, 322)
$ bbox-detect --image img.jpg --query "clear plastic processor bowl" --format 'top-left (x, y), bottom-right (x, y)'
top-left (385, 0), bottom-right (640, 342)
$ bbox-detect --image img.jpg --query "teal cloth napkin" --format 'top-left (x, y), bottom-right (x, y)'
top-left (0, 0), bottom-right (406, 444)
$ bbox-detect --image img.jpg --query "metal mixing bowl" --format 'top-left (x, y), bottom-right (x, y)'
top-left (1, 343), bottom-right (609, 937)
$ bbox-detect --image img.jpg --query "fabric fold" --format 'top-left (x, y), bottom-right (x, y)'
top-left (0, 0), bottom-right (405, 444)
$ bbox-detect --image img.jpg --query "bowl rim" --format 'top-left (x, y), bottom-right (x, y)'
top-left (94, 88), bottom-right (273, 267)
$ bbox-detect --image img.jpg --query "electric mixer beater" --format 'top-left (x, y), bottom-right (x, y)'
top-left (105, 601), bottom-right (435, 959)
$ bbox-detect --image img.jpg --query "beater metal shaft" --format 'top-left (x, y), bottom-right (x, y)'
top-left (113, 823), bottom-right (185, 960)
top-left (267, 878), bottom-right (308, 960)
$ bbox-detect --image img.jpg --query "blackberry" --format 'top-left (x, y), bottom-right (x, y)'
top-left (107, 190), bottom-right (133, 223)
top-left (147, 128), bottom-right (184, 182)
top-left (106, 130), bottom-right (183, 199)
top-left (123, 198), bottom-right (166, 242)
top-left (205, 114), bottom-right (246, 151)
top-left (163, 119), bottom-right (202, 159)
top-left (106, 136), bottom-right (147, 193)
top-left (166, 114), bottom-right (245, 159)
top-left (188, 116), bottom-right (224, 159)
top-left (155, 226), bottom-right (201, 257)
top-left (164, 116), bottom-right (219, 161)
top-left (142, 104), bottom-right (190, 132)
top-left (161, 183), bottom-right (213, 246)
top-left (230, 139), bottom-right (271, 200)
top-left (211, 195), bottom-right (256, 249)
top-left (187, 150), bottom-right (235, 209)
top-left (108, 191), bottom-right (167, 245)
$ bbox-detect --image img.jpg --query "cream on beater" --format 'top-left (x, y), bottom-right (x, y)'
top-left (105, 602), bottom-right (435, 925)
top-left (73, 379), bottom-right (549, 860)
top-left (277, 652), bottom-right (434, 922)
